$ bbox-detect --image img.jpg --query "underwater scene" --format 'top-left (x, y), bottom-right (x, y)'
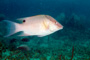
top-left (0, 0), bottom-right (90, 60)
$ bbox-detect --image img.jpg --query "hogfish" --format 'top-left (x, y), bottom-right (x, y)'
top-left (4, 15), bottom-right (63, 37)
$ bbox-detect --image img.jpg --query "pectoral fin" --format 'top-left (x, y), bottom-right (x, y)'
top-left (43, 20), bottom-right (49, 30)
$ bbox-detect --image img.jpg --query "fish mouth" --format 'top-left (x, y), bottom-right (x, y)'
top-left (56, 22), bottom-right (63, 28)
top-left (59, 26), bottom-right (63, 30)
top-left (58, 25), bottom-right (63, 30)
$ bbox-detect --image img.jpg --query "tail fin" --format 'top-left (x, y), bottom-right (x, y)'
top-left (3, 20), bottom-right (22, 37)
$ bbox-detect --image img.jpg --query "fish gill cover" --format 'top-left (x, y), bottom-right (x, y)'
top-left (0, 0), bottom-right (90, 60)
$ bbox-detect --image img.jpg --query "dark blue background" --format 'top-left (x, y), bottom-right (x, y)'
top-left (0, 0), bottom-right (90, 19)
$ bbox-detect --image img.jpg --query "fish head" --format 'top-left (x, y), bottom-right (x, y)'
top-left (45, 15), bottom-right (63, 32)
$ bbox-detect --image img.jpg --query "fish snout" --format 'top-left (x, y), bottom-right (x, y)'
top-left (56, 22), bottom-right (63, 29)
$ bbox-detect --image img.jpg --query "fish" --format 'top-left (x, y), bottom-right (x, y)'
top-left (10, 38), bottom-right (16, 43)
top-left (17, 45), bottom-right (30, 51)
top-left (3, 15), bottom-right (63, 37)
top-left (21, 38), bottom-right (29, 42)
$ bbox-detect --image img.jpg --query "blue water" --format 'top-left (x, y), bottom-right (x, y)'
top-left (0, 0), bottom-right (90, 19)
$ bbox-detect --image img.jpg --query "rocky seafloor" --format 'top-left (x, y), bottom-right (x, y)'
top-left (0, 13), bottom-right (90, 60)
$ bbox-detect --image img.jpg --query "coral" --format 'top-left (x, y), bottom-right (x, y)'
top-left (3, 50), bottom-right (28, 60)
top-left (33, 52), bottom-right (40, 58)
top-left (71, 46), bottom-right (74, 60)
top-left (59, 55), bottom-right (62, 60)
top-left (40, 56), bottom-right (47, 60)
top-left (49, 56), bottom-right (55, 60)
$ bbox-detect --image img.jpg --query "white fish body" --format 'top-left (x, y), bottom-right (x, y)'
top-left (4, 15), bottom-right (63, 37)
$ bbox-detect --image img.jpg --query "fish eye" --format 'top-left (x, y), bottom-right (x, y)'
top-left (55, 22), bottom-right (57, 24)
top-left (23, 20), bottom-right (26, 22)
